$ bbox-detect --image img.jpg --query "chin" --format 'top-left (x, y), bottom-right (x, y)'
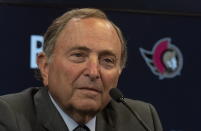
top-left (75, 101), bottom-right (102, 113)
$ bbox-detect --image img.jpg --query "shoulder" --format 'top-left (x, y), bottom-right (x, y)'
top-left (0, 87), bottom-right (40, 111)
top-left (110, 98), bottom-right (154, 114)
top-left (0, 95), bottom-right (18, 130)
top-left (124, 98), bottom-right (156, 117)
top-left (109, 98), bottom-right (163, 131)
top-left (0, 87), bottom-right (41, 130)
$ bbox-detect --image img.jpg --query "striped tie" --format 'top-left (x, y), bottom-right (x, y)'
top-left (73, 124), bottom-right (90, 131)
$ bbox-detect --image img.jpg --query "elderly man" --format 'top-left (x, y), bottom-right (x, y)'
top-left (0, 8), bottom-right (163, 131)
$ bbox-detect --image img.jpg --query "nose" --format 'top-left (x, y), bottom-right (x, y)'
top-left (84, 57), bottom-right (100, 81)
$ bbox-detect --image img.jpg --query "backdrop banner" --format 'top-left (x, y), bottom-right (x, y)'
top-left (0, 5), bottom-right (200, 131)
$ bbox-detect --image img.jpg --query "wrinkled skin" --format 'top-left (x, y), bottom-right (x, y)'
top-left (37, 18), bottom-right (122, 123)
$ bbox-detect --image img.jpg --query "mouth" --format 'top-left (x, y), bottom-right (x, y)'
top-left (77, 87), bottom-right (103, 94)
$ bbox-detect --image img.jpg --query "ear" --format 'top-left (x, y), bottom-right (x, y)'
top-left (37, 52), bottom-right (49, 86)
top-left (118, 67), bottom-right (123, 75)
top-left (118, 68), bottom-right (122, 75)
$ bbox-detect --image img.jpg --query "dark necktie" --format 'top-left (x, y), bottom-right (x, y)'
top-left (73, 124), bottom-right (90, 131)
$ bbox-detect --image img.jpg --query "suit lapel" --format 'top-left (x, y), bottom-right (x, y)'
top-left (96, 102), bottom-right (116, 131)
top-left (34, 87), bottom-right (69, 131)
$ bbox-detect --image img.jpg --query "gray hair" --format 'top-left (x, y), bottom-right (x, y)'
top-left (43, 8), bottom-right (127, 68)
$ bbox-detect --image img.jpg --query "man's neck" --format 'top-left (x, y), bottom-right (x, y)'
top-left (48, 92), bottom-right (96, 123)
top-left (65, 109), bottom-right (96, 124)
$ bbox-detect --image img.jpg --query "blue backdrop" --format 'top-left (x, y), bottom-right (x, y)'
top-left (0, 3), bottom-right (200, 131)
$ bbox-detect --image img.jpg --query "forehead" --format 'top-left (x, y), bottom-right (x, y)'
top-left (54, 17), bottom-right (121, 55)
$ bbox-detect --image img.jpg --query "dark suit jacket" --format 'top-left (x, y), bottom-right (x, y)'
top-left (0, 87), bottom-right (163, 131)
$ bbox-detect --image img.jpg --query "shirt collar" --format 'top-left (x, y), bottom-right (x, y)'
top-left (49, 92), bottom-right (96, 131)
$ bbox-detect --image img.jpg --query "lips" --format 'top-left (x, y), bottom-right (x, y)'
top-left (77, 87), bottom-right (102, 93)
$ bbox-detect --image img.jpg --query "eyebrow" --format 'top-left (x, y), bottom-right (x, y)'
top-left (99, 50), bottom-right (117, 58)
top-left (68, 46), bottom-right (91, 52)
top-left (68, 46), bottom-right (117, 58)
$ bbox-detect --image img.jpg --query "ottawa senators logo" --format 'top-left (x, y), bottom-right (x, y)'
top-left (139, 38), bottom-right (183, 79)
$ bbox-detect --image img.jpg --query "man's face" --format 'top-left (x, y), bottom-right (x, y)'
top-left (39, 18), bottom-right (122, 115)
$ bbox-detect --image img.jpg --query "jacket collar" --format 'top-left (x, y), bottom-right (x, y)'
top-left (34, 87), bottom-right (116, 131)
top-left (96, 101), bottom-right (116, 131)
top-left (34, 87), bottom-right (68, 131)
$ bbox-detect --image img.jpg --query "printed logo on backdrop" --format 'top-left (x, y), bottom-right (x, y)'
top-left (30, 35), bottom-right (44, 69)
top-left (139, 37), bottom-right (183, 79)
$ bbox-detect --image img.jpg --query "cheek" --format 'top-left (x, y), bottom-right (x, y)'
top-left (49, 60), bottom-right (77, 82)
top-left (102, 70), bottom-right (120, 89)
top-left (101, 70), bottom-right (120, 100)
top-left (48, 61), bottom-right (83, 105)
top-left (47, 60), bottom-right (72, 91)
top-left (49, 60), bottom-right (86, 93)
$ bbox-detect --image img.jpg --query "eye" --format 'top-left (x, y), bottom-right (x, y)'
top-left (72, 53), bottom-right (84, 57)
top-left (100, 57), bottom-right (116, 69)
top-left (104, 58), bottom-right (114, 63)
top-left (69, 52), bottom-right (87, 63)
